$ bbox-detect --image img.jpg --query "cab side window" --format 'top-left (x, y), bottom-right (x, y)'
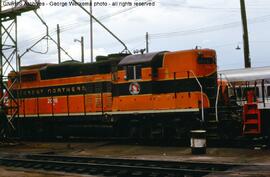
top-left (267, 86), bottom-right (270, 97)
top-left (21, 74), bottom-right (37, 82)
top-left (135, 65), bottom-right (142, 79)
top-left (126, 66), bottom-right (134, 80)
top-left (197, 57), bottom-right (216, 64)
top-left (125, 65), bottom-right (142, 80)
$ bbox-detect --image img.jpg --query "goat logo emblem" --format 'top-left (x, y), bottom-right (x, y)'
top-left (129, 82), bottom-right (140, 95)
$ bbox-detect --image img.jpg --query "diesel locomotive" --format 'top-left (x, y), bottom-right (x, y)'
top-left (5, 48), bottom-right (242, 139)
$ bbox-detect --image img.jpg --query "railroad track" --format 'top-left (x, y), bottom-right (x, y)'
top-left (8, 135), bottom-right (269, 149)
top-left (0, 153), bottom-right (241, 177)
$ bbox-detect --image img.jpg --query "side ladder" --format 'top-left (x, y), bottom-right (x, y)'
top-left (242, 103), bottom-right (261, 135)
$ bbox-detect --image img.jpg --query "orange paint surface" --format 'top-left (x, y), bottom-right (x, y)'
top-left (8, 49), bottom-right (216, 116)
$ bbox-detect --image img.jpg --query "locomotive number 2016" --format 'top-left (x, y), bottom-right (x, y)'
top-left (47, 98), bottom-right (58, 106)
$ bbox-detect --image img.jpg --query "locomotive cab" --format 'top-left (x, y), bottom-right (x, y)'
top-left (112, 49), bottom-right (218, 116)
top-left (118, 52), bottom-right (165, 81)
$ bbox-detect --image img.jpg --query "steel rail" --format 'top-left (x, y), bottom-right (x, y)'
top-left (0, 154), bottom-right (240, 177)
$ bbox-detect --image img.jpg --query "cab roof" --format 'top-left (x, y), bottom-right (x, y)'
top-left (118, 51), bottom-right (166, 66)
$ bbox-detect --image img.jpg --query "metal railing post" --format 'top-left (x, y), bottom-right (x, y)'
top-left (215, 85), bottom-right (221, 122)
top-left (188, 70), bottom-right (204, 122)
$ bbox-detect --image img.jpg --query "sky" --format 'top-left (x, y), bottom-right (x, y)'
top-left (3, 0), bottom-right (270, 70)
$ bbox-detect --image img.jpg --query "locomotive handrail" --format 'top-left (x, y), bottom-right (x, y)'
top-left (188, 70), bottom-right (204, 122)
top-left (221, 73), bottom-right (247, 106)
top-left (215, 84), bottom-right (221, 122)
top-left (216, 73), bottom-right (235, 122)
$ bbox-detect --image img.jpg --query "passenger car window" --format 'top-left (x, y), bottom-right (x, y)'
top-left (255, 87), bottom-right (260, 97)
top-left (236, 87), bottom-right (242, 98)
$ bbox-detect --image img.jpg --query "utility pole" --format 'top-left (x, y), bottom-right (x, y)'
top-left (90, 0), bottom-right (93, 62)
top-left (74, 37), bottom-right (84, 63)
top-left (81, 36), bottom-right (84, 63)
top-left (146, 32), bottom-right (149, 53)
top-left (240, 0), bottom-right (251, 68)
top-left (57, 24), bottom-right (61, 64)
top-left (73, 0), bottom-right (130, 54)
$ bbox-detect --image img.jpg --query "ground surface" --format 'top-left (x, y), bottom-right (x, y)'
top-left (0, 141), bottom-right (270, 176)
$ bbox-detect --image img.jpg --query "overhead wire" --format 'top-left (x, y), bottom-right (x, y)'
top-left (88, 14), bottom-right (270, 48)
top-left (209, 40), bottom-right (270, 49)
top-left (149, 14), bottom-right (270, 40)
top-left (19, 0), bottom-right (270, 54)
top-left (20, 4), bottom-right (139, 47)
top-left (20, 1), bottom-right (270, 44)
top-left (159, 2), bottom-right (270, 12)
